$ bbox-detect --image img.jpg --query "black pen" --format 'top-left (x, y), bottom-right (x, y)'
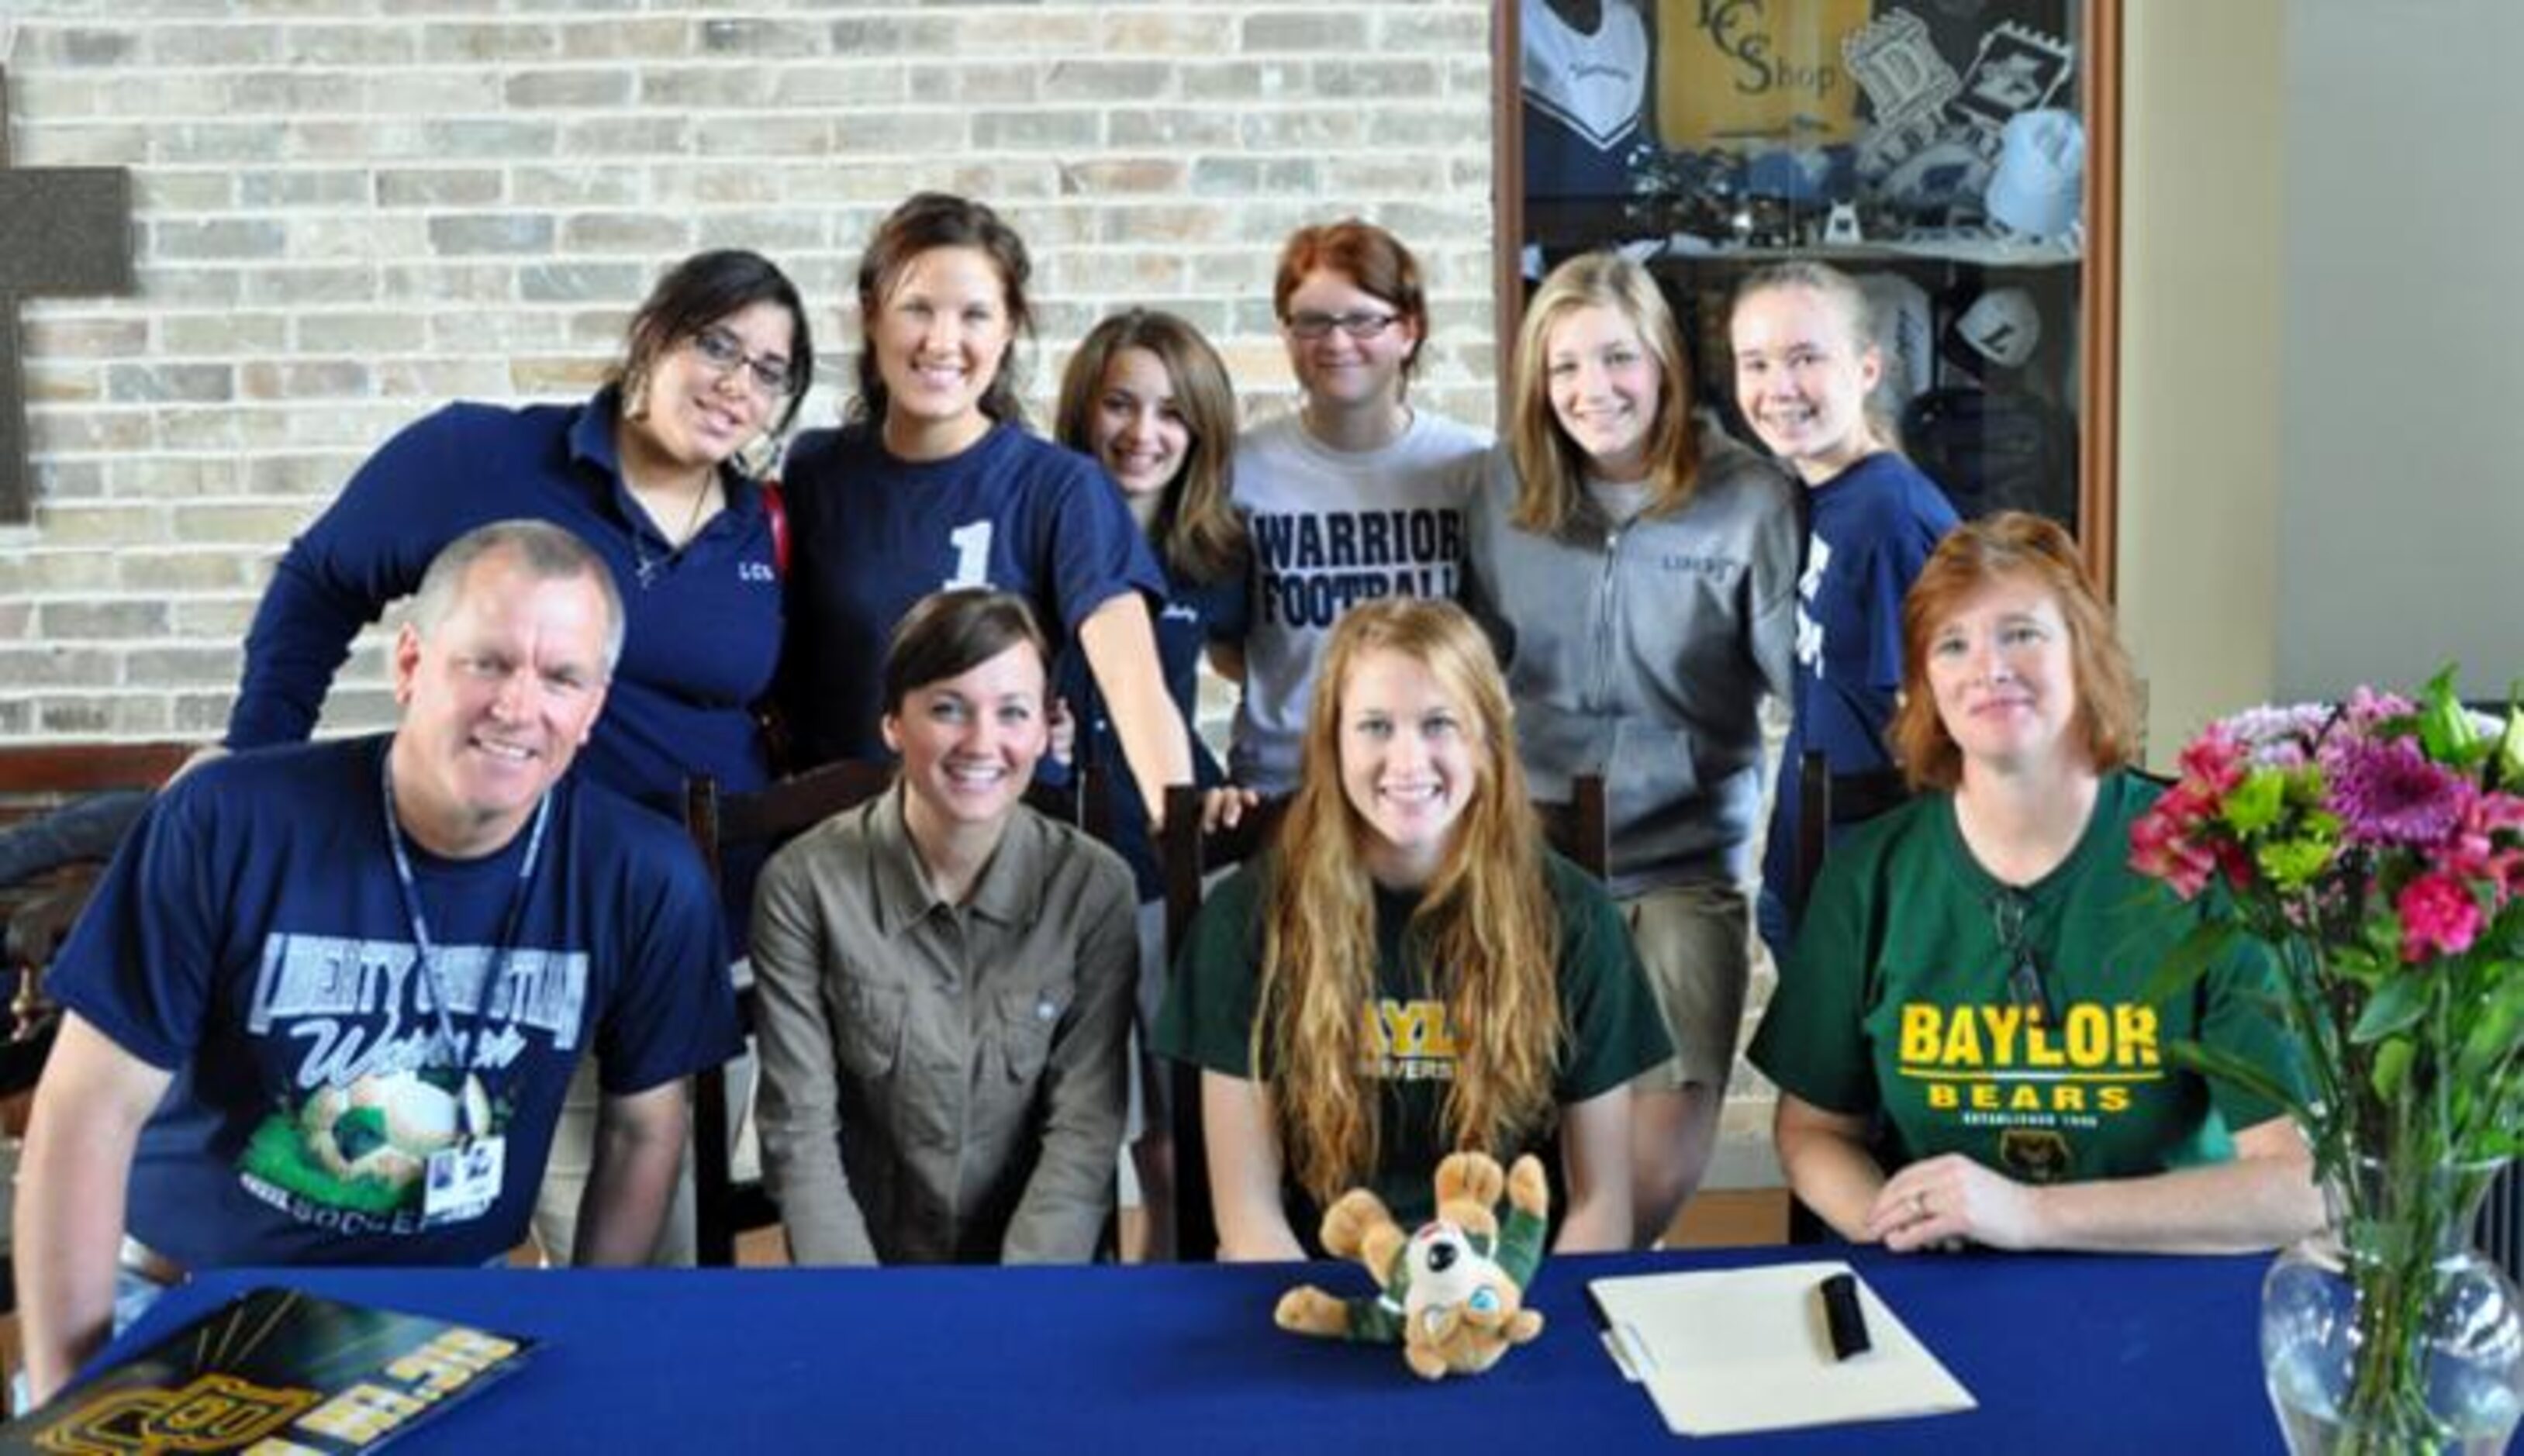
top-left (1818, 1271), bottom-right (1872, 1361)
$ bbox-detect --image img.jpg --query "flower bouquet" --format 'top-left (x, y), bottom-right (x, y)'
top-left (2131, 670), bottom-right (2524, 1452)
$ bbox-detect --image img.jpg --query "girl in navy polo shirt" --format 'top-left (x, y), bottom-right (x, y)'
top-left (775, 195), bottom-right (1192, 821)
top-left (219, 249), bottom-right (815, 1266)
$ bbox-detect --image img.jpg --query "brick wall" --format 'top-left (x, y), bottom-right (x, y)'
top-left (0, 2), bottom-right (1789, 1190)
top-left (0, 0), bottom-right (1499, 742)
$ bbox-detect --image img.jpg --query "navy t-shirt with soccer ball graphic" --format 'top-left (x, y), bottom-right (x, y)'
top-left (47, 735), bottom-right (741, 1271)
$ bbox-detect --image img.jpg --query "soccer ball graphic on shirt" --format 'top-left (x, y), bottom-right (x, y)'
top-left (243, 1070), bottom-right (495, 1216)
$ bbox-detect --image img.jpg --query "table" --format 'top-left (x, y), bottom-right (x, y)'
top-left (91, 1245), bottom-right (2286, 1453)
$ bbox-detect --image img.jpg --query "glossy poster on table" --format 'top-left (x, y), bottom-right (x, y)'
top-left (0, 1285), bottom-right (531, 1454)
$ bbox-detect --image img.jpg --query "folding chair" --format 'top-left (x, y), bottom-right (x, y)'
top-left (681, 761), bottom-right (1086, 1267)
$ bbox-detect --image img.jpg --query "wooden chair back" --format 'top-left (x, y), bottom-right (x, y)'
top-left (1782, 748), bottom-right (1912, 1244)
top-left (1, 740), bottom-right (198, 1060)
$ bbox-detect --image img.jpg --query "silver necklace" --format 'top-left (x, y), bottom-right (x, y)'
top-left (631, 476), bottom-right (714, 588)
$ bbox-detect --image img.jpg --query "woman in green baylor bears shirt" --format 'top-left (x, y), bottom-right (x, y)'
top-left (1158, 598), bottom-right (1669, 1257)
top-left (1750, 512), bottom-right (2322, 1254)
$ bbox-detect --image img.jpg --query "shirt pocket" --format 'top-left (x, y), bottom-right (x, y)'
top-left (995, 980), bottom-right (1069, 1086)
top-left (835, 978), bottom-right (908, 1082)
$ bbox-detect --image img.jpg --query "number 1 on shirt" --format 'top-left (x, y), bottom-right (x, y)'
top-left (946, 519), bottom-right (995, 589)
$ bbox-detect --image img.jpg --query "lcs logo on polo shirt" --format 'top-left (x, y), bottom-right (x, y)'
top-left (737, 560), bottom-right (776, 584)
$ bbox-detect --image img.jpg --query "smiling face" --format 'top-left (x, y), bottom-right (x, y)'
top-left (1729, 283), bottom-right (1882, 483)
top-left (1086, 346), bottom-right (1193, 502)
top-left (1281, 267), bottom-right (1420, 418)
top-left (1544, 303), bottom-right (1664, 483)
top-left (629, 298), bottom-right (797, 471)
top-left (870, 244), bottom-right (1015, 458)
top-left (388, 552), bottom-right (613, 858)
top-left (883, 641), bottom-right (1050, 847)
top-left (1924, 572), bottom-right (2082, 777)
top-left (1336, 647), bottom-right (1484, 888)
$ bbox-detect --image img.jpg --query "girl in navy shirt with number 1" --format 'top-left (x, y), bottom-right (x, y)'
top-left (775, 194), bottom-right (1193, 818)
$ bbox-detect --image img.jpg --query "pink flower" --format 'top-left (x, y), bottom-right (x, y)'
top-left (2341, 686), bottom-right (2418, 734)
top-left (2178, 723), bottom-right (2249, 796)
top-left (2441, 791), bottom-right (2524, 906)
top-left (2131, 799), bottom-right (2218, 899)
top-left (2398, 871), bottom-right (2483, 961)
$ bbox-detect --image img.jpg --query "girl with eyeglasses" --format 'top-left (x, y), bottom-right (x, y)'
top-left (1749, 513), bottom-right (2320, 1254)
top-left (1049, 309), bottom-right (1255, 1259)
top-left (774, 195), bottom-right (1192, 825)
top-left (1159, 598), bottom-right (1669, 1258)
top-left (216, 247), bottom-right (815, 1265)
top-left (1464, 250), bottom-right (1801, 1246)
top-left (1222, 220), bottom-right (1492, 796)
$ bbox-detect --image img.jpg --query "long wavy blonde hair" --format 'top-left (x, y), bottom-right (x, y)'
top-left (1253, 598), bottom-right (1564, 1207)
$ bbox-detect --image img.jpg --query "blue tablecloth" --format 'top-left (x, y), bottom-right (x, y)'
top-left (91, 1244), bottom-right (2286, 1453)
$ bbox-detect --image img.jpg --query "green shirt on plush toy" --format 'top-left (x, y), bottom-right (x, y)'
top-left (1275, 1151), bottom-right (1551, 1381)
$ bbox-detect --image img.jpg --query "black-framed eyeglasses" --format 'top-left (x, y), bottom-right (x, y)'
top-left (1284, 310), bottom-right (1400, 341)
top-left (1991, 888), bottom-right (2053, 1023)
top-left (690, 326), bottom-right (796, 397)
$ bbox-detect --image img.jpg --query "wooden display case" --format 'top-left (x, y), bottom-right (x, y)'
top-left (1496, 0), bottom-right (2121, 595)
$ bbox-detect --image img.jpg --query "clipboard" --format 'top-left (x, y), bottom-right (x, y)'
top-left (1587, 1260), bottom-right (1977, 1437)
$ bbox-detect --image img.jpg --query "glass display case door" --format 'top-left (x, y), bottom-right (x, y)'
top-left (1497, 0), bottom-right (2122, 593)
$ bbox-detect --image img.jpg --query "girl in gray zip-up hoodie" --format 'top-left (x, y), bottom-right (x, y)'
top-left (1462, 251), bottom-right (1799, 1244)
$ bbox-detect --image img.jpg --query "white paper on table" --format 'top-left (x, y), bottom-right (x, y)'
top-left (1585, 1260), bottom-right (1977, 1437)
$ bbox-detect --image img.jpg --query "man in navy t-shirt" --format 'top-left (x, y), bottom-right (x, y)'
top-left (14, 521), bottom-right (741, 1406)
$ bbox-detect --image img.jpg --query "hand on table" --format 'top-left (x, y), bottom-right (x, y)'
top-left (1866, 1154), bottom-right (2045, 1253)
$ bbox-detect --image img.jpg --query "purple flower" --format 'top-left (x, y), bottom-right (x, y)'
top-left (2222, 702), bottom-right (2333, 768)
top-left (2324, 736), bottom-right (2470, 847)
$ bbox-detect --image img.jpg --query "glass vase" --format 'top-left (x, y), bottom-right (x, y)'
top-left (2261, 1158), bottom-right (2524, 1454)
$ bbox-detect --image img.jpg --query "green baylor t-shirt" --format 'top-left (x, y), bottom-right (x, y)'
top-left (1155, 850), bottom-right (1669, 1227)
top-left (1749, 772), bottom-right (2300, 1185)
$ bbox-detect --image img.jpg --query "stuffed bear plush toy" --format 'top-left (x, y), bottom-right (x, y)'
top-left (1273, 1151), bottom-right (1550, 1381)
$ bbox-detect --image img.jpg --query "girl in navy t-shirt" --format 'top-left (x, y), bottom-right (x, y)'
top-left (1729, 261), bottom-right (1959, 957)
top-left (776, 195), bottom-right (1192, 822)
top-left (1050, 309), bottom-right (1253, 1258)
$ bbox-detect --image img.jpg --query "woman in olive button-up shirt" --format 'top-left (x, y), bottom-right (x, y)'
top-left (751, 589), bottom-right (1138, 1264)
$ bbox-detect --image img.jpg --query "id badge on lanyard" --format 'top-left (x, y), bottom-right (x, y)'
top-left (381, 749), bottom-right (548, 1229)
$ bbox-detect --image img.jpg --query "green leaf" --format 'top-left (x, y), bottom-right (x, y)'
top-left (2168, 1040), bottom-right (2312, 1126)
top-left (2370, 1035), bottom-right (2415, 1100)
top-left (2417, 664), bottom-right (2479, 761)
top-left (2349, 972), bottom-right (2429, 1044)
top-left (2459, 985), bottom-right (2524, 1078)
top-left (2142, 918), bottom-right (2238, 1006)
top-left (2496, 695), bottom-right (2524, 792)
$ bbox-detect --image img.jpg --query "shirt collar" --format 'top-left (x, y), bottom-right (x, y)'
top-left (867, 782), bottom-right (1048, 934)
top-left (570, 383), bottom-right (767, 523)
